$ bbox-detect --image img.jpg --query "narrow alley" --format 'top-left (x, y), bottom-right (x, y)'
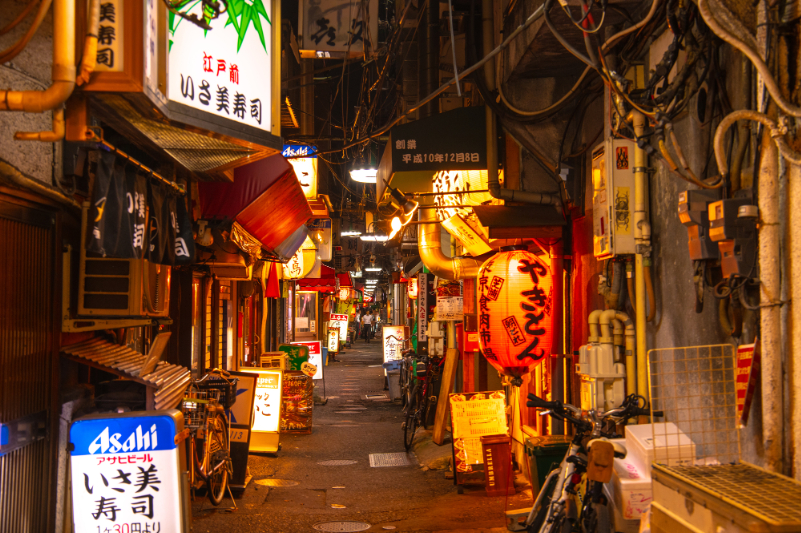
top-left (191, 339), bottom-right (530, 533)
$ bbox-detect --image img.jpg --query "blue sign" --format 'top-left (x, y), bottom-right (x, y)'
top-left (70, 414), bottom-right (177, 456)
top-left (0, 424), bottom-right (7, 446)
top-left (282, 144), bottom-right (317, 158)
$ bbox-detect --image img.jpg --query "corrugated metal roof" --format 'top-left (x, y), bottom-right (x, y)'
top-left (61, 337), bottom-right (191, 411)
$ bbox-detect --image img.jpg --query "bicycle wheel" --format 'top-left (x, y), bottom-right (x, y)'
top-left (202, 413), bottom-right (230, 506)
top-left (403, 384), bottom-right (419, 450)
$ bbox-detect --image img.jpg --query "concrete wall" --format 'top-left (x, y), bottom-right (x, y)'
top-left (503, 19), bottom-right (768, 466)
top-left (0, 0), bottom-right (59, 184)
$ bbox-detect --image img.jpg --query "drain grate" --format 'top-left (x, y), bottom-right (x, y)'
top-left (335, 410), bottom-right (365, 414)
top-left (369, 453), bottom-right (412, 467)
top-left (313, 522), bottom-right (372, 532)
top-left (254, 479), bottom-right (299, 487)
top-left (365, 394), bottom-right (386, 399)
top-left (318, 460), bottom-right (358, 466)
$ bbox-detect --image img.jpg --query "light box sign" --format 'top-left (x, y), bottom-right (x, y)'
top-left (94, 0), bottom-right (124, 73)
top-left (299, 0), bottom-right (378, 55)
top-left (327, 329), bottom-right (340, 353)
top-left (291, 341), bottom-right (324, 380)
top-left (240, 368), bottom-right (283, 452)
top-left (283, 145), bottom-right (318, 199)
top-left (69, 411), bottom-right (188, 533)
top-left (330, 313), bottom-right (349, 341)
top-left (168, 0), bottom-right (273, 132)
top-left (383, 326), bottom-right (405, 364)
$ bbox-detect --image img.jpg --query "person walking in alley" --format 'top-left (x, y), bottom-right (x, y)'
top-left (361, 310), bottom-right (372, 343)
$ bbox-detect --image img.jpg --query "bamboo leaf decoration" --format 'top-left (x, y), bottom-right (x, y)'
top-left (168, 0), bottom-right (272, 53)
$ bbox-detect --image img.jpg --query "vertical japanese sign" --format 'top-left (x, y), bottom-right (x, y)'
top-left (327, 329), bottom-right (340, 353)
top-left (382, 325), bottom-right (405, 364)
top-left (417, 273), bottom-right (430, 350)
top-left (168, 0), bottom-right (273, 132)
top-left (330, 313), bottom-right (349, 341)
top-left (94, 0), bottom-right (124, 72)
top-left (283, 145), bottom-right (318, 199)
top-left (283, 249), bottom-right (304, 279)
top-left (240, 368), bottom-right (283, 452)
top-left (299, 0), bottom-right (378, 55)
top-left (70, 411), bottom-right (187, 533)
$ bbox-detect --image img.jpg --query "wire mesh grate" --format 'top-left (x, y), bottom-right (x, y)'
top-left (656, 463), bottom-right (801, 526)
top-left (648, 344), bottom-right (739, 466)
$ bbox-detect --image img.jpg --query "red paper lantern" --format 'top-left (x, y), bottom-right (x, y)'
top-left (477, 249), bottom-right (553, 380)
top-left (407, 278), bottom-right (418, 299)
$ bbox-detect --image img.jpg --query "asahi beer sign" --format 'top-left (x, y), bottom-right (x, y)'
top-left (168, 0), bottom-right (273, 132)
top-left (69, 412), bottom-right (186, 533)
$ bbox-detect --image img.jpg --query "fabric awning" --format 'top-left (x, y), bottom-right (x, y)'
top-left (296, 264), bottom-right (338, 293)
top-left (199, 154), bottom-right (313, 254)
top-left (337, 272), bottom-right (353, 287)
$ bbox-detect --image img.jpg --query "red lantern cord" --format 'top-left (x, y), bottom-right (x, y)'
top-left (478, 249), bottom-right (554, 381)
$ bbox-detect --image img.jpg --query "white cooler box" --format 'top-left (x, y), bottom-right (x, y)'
top-left (625, 422), bottom-right (696, 468)
top-left (610, 454), bottom-right (652, 521)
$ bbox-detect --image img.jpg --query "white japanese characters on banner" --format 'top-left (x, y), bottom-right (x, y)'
top-left (94, 0), bottom-right (124, 72)
top-left (70, 412), bottom-right (185, 533)
top-left (168, 0), bottom-right (273, 132)
top-left (300, 0), bottom-right (378, 54)
top-left (383, 326), bottom-right (405, 363)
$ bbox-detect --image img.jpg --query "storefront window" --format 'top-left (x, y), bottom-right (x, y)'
top-left (294, 291), bottom-right (317, 339)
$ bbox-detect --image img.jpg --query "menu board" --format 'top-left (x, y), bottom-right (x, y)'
top-left (252, 372), bottom-right (282, 433)
top-left (281, 372), bottom-right (313, 434)
top-left (449, 391), bottom-right (507, 473)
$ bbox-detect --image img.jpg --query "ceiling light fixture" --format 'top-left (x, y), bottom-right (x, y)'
top-left (341, 221), bottom-right (362, 237)
top-left (365, 267), bottom-right (381, 272)
top-left (386, 184), bottom-right (419, 240)
top-left (350, 168), bottom-right (378, 183)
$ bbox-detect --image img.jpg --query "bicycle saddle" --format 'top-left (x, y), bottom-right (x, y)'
top-left (587, 437), bottom-right (627, 459)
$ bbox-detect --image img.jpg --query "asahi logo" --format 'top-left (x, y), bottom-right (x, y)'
top-left (88, 424), bottom-right (159, 454)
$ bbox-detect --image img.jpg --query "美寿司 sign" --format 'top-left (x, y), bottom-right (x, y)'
top-left (168, 0), bottom-right (275, 134)
top-left (69, 411), bottom-right (189, 533)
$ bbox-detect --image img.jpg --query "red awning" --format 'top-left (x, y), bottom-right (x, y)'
top-left (337, 272), bottom-right (352, 287)
top-left (320, 264), bottom-right (336, 278)
top-left (296, 265), bottom-right (338, 292)
top-left (198, 154), bottom-right (312, 253)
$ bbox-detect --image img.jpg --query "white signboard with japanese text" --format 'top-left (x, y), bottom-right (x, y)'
top-left (168, 0), bottom-right (273, 132)
top-left (70, 411), bottom-right (187, 533)
top-left (247, 370), bottom-right (282, 433)
top-left (383, 326), bottom-right (406, 364)
top-left (436, 296), bottom-right (464, 321)
top-left (290, 341), bottom-right (324, 380)
top-left (327, 329), bottom-right (340, 353)
top-left (330, 313), bottom-right (349, 341)
top-left (299, 0), bottom-right (379, 55)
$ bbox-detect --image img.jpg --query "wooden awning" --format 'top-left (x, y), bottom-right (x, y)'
top-left (60, 335), bottom-right (190, 411)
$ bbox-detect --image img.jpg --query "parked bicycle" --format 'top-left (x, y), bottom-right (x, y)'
top-left (401, 352), bottom-right (443, 450)
top-left (516, 393), bottom-right (661, 533)
top-left (181, 368), bottom-right (238, 506)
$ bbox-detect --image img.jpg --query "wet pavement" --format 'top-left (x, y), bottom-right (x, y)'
top-left (191, 338), bottom-right (531, 533)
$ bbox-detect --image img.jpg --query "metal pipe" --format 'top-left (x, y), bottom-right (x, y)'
top-left (587, 310), bottom-right (603, 343)
top-left (417, 199), bottom-right (483, 280)
top-left (628, 110), bottom-right (649, 402)
top-left (77, 0), bottom-right (100, 86)
top-left (0, 0), bottom-right (75, 113)
top-left (760, 135), bottom-right (783, 473)
top-left (0, 160), bottom-right (80, 210)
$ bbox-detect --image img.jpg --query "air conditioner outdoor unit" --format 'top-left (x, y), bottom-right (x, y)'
top-left (77, 205), bottom-right (171, 318)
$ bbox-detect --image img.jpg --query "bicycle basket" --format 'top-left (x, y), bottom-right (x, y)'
top-left (195, 376), bottom-right (239, 409)
top-left (182, 388), bottom-right (219, 428)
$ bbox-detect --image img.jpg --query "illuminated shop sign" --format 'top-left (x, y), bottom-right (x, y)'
top-left (168, 0), bottom-right (274, 132)
top-left (70, 412), bottom-right (186, 533)
top-left (283, 144), bottom-right (318, 199)
top-left (330, 313), bottom-right (349, 342)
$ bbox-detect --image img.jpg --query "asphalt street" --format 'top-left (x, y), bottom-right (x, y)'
top-left (189, 337), bottom-right (531, 533)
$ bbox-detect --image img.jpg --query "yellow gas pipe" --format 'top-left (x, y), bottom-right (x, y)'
top-left (628, 110), bottom-right (650, 404)
top-left (1, 0), bottom-right (101, 142)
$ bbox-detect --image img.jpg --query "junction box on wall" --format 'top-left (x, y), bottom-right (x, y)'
top-left (591, 138), bottom-right (645, 259)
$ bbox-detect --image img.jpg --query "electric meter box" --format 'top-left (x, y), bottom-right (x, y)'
top-left (591, 138), bottom-right (643, 258)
